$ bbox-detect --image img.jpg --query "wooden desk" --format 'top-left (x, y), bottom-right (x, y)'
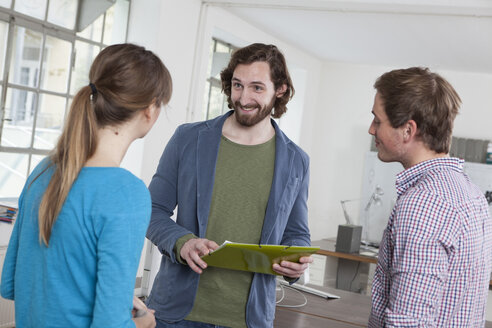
top-left (312, 238), bottom-right (377, 292)
top-left (314, 238), bottom-right (492, 287)
top-left (274, 284), bottom-right (492, 328)
top-left (312, 238), bottom-right (378, 264)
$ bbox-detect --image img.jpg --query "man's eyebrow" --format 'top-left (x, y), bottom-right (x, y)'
top-left (231, 77), bottom-right (266, 86)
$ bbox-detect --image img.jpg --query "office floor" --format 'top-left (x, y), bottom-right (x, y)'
top-left (487, 290), bottom-right (492, 321)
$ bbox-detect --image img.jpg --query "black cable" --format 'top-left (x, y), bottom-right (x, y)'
top-left (348, 261), bottom-right (361, 292)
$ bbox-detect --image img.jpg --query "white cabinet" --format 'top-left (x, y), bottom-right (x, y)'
top-left (0, 246), bottom-right (15, 327)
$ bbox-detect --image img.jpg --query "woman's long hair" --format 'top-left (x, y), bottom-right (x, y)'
top-left (38, 43), bottom-right (172, 245)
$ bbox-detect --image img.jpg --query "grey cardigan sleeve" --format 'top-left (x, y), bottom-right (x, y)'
top-left (146, 126), bottom-right (194, 263)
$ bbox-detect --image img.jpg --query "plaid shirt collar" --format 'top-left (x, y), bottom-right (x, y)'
top-left (395, 157), bottom-right (464, 196)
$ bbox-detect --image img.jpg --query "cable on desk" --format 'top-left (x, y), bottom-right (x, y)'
top-left (349, 260), bottom-right (361, 292)
top-left (275, 283), bottom-right (308, 308)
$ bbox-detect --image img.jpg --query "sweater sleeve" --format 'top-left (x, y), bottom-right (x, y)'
top-left (174, 233), bottom-right (197, 265)
top-left (1, 211), bottom-right (20, 300)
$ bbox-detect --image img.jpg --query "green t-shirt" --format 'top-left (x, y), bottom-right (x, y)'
top-left (180, 135), bottom-right (275, 328)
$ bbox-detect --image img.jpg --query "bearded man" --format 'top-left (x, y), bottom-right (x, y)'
top-left (146, 43), bottom-right (312, 328)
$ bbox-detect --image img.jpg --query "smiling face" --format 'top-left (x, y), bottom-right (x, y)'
top-left (369, 92), bottom-right (407, 163)
top-left (230, 61), bottom-right (281, 127)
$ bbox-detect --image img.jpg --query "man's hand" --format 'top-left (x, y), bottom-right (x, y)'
top-left (180, 238), bottom-right (219, 274)
top-left (272, 255), bottom-right (313, 278)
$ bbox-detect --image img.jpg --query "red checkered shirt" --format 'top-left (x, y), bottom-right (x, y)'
top-left (369, 157), bottom-right (492, 327)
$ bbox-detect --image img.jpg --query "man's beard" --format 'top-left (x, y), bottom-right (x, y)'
top-left (233, 95), bottom-right (276, 127)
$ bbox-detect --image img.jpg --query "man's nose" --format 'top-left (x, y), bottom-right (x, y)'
top-left (368, 121), bottom-right (375, 135)
top-left (238, 88), bottom-right (253, 103)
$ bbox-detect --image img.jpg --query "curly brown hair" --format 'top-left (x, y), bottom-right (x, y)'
top-left (220, 43), bottom-right (294, 118)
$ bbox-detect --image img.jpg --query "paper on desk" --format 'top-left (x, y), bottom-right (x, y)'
top-left (360, 251), bottom-right (378, 257)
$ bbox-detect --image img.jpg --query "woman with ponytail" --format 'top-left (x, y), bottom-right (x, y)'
top-left (1, 43), bottom-right (172, 328)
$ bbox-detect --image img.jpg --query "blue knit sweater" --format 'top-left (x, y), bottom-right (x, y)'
top-left (1, 159), bottom-right (151, 328)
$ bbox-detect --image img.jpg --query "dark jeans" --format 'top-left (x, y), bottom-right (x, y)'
top-left (156, 318), bottom-right (230, 328)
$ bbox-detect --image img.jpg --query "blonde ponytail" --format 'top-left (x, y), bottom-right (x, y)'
top-left (38, 86), bottom-right (98, 245)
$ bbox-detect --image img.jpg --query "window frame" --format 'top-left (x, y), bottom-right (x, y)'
top-left (203, 37), bottom-right (237, 120)
top-left (0, 0), bottom-right (131, 195)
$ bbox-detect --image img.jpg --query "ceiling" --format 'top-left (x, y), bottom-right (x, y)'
top-left (204, 0), bottom-right (492, 74)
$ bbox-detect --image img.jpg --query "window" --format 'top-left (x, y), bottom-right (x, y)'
top-left (0, 0), bottom-right (131, 198)
top-left (202, 38), bottom-right (237, 120)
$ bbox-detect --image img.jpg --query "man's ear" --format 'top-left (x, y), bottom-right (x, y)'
top-left (276, 84), bottom-right (287, 98)
top-left (403, 120), bottom-right (418, 142)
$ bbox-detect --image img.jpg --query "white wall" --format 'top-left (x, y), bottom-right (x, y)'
top-left (125, 0), bottom-right (202, 184)
top-left (120, 0), bottom-right (164, 177)
top-left (308, 61), bottom-right (492, 241)
top-left (308, 62), bottom-right (384, 241)
top-left (446, 71), bottom-right (492, 140)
